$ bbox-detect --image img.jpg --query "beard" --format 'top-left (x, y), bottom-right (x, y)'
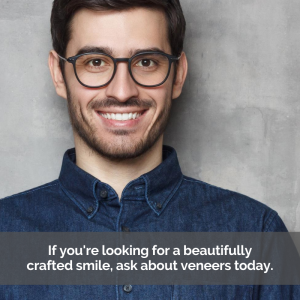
top-left (66, 85), bottom-right (172, 161)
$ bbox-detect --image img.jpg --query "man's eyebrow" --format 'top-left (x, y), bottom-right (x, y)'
top-left (74, 46), bottom-right (166, 57)
top-left (129, 47), bottom-right (166, 56)
top-left (75, 46), bottom-right (114, 56)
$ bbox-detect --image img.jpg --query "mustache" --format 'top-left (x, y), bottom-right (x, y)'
top-left (89, 98), bottom-right (155, 110)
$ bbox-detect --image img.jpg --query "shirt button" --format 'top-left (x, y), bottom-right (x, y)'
top-left (100, 189), bottom-right (108, 199)
top-left (87, 206), bottom-right (94, 213)
top-left (123, 284), bottom-right (132, 293)
top-left (156, 202), bottom-right (162, 210)
top-left (122, 226), bottom-right (130, 232)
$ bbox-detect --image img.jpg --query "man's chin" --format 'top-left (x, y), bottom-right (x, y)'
top-left (93, 146), bottom-right (148, 161)
top-left (82, 136), bottom-right (149, 161)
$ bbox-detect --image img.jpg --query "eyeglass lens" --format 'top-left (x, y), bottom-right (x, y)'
top-left (74, 53), bottom-right (170, 87)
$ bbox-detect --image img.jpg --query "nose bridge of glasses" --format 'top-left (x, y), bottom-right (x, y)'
top-left (114, 58), bottom-right (131, 74)
top-left (115, 58), bottom-right (130, 63)
top-left (112, 57), bottom-right (135, 85)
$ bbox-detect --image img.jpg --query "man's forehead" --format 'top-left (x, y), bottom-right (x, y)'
top-left (67, 7), bottom-right (170, 56)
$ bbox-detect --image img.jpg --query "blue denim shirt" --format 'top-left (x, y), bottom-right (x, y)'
top-left (0, 145), bottom-right (298, 299)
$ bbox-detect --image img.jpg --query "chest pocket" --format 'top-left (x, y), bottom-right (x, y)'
top-left (172, 285), bottom-right (253, 300)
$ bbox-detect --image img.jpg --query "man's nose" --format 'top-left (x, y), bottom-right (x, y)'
top-left (105, 62), bottom-right (139, 102)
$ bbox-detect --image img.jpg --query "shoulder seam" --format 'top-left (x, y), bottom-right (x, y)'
top-left (183, 177), bottom-right (204, 184)
top-left (183, 176), bottom-right (229, 191)
top-left (1, 181), bottom-right (59, 201)
top-left (263, 210), bottom-right (278, 232)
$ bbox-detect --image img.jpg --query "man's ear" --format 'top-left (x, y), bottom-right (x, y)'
top-left (48, 50), bottom-right (67, 99)
top-left (172, 51), bottom-right (188, 100)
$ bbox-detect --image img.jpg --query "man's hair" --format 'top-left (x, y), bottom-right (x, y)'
top-left (50, 0), bottom-right (186, 58)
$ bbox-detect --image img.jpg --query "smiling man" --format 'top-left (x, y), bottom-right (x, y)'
top-left (48, 4), bottom-right (186, 199)
top-left (0, 0), bottom-right (298, 299)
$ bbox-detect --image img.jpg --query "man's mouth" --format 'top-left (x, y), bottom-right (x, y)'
top-left (99, 111), bottom-right (144, 121)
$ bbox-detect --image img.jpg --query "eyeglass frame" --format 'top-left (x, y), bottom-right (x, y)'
top-left (57, 51), bottom-right (181, 88)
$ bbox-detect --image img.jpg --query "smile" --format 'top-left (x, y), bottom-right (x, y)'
top-left (98, 111), bottom-right (146, 121)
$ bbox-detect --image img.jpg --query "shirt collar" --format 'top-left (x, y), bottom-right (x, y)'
top-left (58, 145), bottom-right (183, 219)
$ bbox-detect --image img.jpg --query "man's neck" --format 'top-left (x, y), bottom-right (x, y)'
top-left (74, 136), bottom-right (164, 200)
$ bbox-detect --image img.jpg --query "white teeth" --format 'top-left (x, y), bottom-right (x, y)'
top-left (101, 112), bottom-right (142, 120)
top-left (122, 113), bottom-right (129, 121)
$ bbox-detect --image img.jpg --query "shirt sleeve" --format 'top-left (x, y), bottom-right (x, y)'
top-left (263, 211), bottom-right (288, 232)
top-left (255, 210), bottom-right (300, 299)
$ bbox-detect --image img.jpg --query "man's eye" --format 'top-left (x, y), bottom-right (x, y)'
top-left (88, 59), bottom-right (105, 67)
top-left (136, 59), bottom-right (155, 67)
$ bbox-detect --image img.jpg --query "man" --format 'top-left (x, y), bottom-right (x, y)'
top-left (0, 0), bottom-right (298, 299)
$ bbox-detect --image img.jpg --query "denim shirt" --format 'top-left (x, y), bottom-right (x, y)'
top-left (0, 145), bottom-right (298, 299)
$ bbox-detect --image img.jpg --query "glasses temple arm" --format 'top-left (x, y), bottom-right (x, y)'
top-left (57, 54), bottom-right (68, 62)
top-left (172, 54), bottom-right (182, 61)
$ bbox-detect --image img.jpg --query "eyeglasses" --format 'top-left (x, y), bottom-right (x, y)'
top-left (58, 51), bottom-right (181, 88)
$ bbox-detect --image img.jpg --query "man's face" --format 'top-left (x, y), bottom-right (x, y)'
top-left (63, 8), bottom-right (177, 160)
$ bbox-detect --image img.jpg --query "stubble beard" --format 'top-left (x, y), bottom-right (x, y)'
top-left (65, 85), bottom-right (172, 162)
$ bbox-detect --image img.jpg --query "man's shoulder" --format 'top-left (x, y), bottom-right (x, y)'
top-left (0, 180), bottom-right (61, 207)
top-left (0, 180), bottom-right (68, 231)
top-left (182, 175), bottom-right (268, 209)
top-left (179, 175), bottom-right (287, 232)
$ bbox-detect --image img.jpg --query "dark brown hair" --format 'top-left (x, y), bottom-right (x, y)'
top-left (50, 0), bottom-right (186, 57)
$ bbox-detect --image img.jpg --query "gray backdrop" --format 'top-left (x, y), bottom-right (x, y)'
top-left (0, 1), bottom-right (299, 231)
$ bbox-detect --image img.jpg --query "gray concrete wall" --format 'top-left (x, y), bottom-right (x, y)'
top-left (0, 0), bottom-right (299, 231)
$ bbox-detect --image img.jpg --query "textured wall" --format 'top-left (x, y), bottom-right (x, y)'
top-left (0, 0), bottom-right (299, 231)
